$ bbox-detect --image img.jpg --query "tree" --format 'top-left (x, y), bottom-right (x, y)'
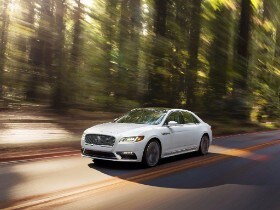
top-left (26, 0), bottom-right (54, 101)
top-left (258, 0), bottom-right (273, 73)
top-left (272, 1), bottom-right (280, 59)
top-left (207, 4), bottom-right (233, 113)
top-left (235, 0), bottom-right (253, 88)
top-left (126, 0), bottom-right (141, 100)
top-left (232, 0), bottom-right (253, 119)
top-left (275, 23), bottom-right (280, 59)
top-left (96, 0), bottom-right (119, 109)
top-left (115, 0), bottom-right (141, 102)
top-left (164, 0), bottom-right (191, 108)
top-left (145, 0), bottom-right (168, 106)
top-left (273, 2), bottom-right (280, 116)
top-left (0, 0), bottom-right (9, 99)
top-left (70, 0), bottom-right (82, 64)
top-left (115, 0), bottom-right (129, 101)
top-left (185, 0), bottom-right (202, 109)
top-left (66, 0), bottom-right (83, 106)
top-left (52, 0), bottom-right (66, 108)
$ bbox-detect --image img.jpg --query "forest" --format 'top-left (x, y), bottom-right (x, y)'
top-left (0, 0), bottom-right (279, 123)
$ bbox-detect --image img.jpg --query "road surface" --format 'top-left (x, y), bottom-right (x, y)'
top-left (1, 130), bottom-right (280, 210)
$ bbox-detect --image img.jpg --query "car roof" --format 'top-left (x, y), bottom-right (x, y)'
top-left (130, 107), bottom-right (204, 123)
top-left (134, 107), bottom-right (191, 112)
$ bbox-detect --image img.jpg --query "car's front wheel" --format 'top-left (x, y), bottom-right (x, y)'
top-left (142, 140), bottom-right (161, 167)
top-left (198, 134), bottom-right (210, 155)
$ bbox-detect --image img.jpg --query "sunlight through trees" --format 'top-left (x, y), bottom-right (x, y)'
top-left (0, 0), bottom-right (279, 122)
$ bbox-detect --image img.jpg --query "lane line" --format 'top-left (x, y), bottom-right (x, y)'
top-left (5, 139), bottom-right (280, 210)
top-left (0, 153), bottom-right (80, 166)
top-left (1, 150), bottom-right (78, 159)
top-left (2, 129), bottom-right (279, 165)
top-left (0, 151), bottom-right (80, 165)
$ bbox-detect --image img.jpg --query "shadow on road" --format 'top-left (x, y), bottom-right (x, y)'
top-left (0, 167), bottom-right (25, 209)
top-left (88, 151), bottom-right (280, 189)
top-left (88, 152), bottom-right (201, 175)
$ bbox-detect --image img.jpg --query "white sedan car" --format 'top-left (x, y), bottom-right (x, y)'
top-left (81, 108), bottom-right (212, 167)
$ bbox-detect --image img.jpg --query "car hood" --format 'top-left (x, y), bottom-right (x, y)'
top-left (85, 123), bottom-right (152, 136)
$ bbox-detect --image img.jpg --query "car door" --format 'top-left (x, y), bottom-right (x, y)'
top-left (164, 111), bottom-right (189, 154)
top-left (181, 111), bottom-right (201, 150)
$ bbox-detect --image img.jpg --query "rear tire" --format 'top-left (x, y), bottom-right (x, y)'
top-left (142, 140), bottom-right (161, 167)
top-left (198, 135), bottom-right (210, 155)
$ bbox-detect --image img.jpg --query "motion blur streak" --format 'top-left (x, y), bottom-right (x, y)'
top-left (0, 0), bottom-right (279, 123)
top-left (5, 138), bottom-right (280, 210)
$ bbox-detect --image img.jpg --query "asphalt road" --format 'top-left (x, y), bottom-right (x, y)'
top-left (1, 130), bottom-right (280, 210)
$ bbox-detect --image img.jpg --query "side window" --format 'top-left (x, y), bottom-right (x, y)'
top-left (165, 111), bottom-right (184, 124)
top-left (192, 114), bottom-right (200, 124)
top-left (182, 112), bottom-right (200, 124)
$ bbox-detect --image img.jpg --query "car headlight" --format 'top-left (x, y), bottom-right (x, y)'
top-left (120, 136), bottom-right (144, 143)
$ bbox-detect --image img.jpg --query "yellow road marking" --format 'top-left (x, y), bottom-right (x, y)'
top-left (5, 139), bottom-right (280, 210)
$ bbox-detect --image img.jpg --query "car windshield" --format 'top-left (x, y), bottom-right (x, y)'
top-left (115, 109), bottom-right (167, 125)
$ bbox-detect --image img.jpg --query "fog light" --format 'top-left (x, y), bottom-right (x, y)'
top-left (122, 152), bottom-right (134, 155)
top-left (117, 152), bottom-right (137, 160)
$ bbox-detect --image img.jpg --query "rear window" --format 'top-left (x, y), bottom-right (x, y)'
top-left (181, 112), bottom-right (200, 124)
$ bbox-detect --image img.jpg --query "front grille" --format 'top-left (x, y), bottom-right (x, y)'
top-left (82, 149), bottom-right (117, 159)
top-left (85, 134), bottom-right (115, 146)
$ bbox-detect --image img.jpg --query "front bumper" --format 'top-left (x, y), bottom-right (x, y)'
top-left (81, 141), bottom-right (145, 162)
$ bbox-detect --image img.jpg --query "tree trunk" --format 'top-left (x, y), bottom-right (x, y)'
top-left (275, 26), bottom-right (280, 59)
top-left (263, 0), bottom-right (272, 21)
top-left (116, 0), bottom-right (141, 101)
top-left (0, 0), bottom-right (9, 99)
top-left (235, 0), bottom-right (252, 90)
top-left (275, 23), bottom-right (280, 108)
top-left (185, 0), bottom-right (202, 109)
top-left (232, 0), bottom-right (252, 119)
top-left (114, 0), bottom-right (129, 100)
top-left (259, 0), bottom-right (272, 74)
top-left (26, 0), bottom-right (53, 101)
top-left (101, 1), bottom-right (119, 108)
top-left (126, 0), bottom-right (141, 100)
top-left (52, 0), bottom-right (66, 108)
top-left (145, 0), bottom-right (168, 106)
top-left (71, 0), bottom-right (82, 62)
top-left (207, 5), bottom-right (233, 113)
top-left (66, 0), bottom-right (82, 106)
top-left (168, 0), bottom-right (190, 108)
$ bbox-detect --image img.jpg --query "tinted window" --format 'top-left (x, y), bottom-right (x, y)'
top-left (181, 111), bottom-right (200, 124)
top-left (165, 111), bottom-right (184, 124)
top-left (116, 109), bottom-right (166, 125)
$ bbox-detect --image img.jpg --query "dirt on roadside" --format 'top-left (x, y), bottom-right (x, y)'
top-left (0, 104), bottom-right (278, 161)
top-left (0, 105), bottom-right (121, 159)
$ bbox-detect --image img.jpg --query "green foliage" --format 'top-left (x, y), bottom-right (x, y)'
top-left (0, 0), bottom-right (279, 121)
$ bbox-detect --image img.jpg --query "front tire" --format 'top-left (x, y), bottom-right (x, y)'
top-left (142, 140), bottom-right (161, 167)
top-left (198, 135), bottom-right (210, 155)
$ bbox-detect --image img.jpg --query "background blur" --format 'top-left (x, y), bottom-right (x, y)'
top-left (0, 0), bottom-right (279, 125)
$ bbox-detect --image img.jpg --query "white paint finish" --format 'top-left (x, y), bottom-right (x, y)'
top-left (81, 108), bottom-right (212, 163)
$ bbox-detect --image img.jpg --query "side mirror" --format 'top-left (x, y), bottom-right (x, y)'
top-left (168, 121), bottom-right (178, 126)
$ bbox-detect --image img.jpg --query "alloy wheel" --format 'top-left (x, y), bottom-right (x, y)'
top-left (145, 141), bottom-right (160, 167)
